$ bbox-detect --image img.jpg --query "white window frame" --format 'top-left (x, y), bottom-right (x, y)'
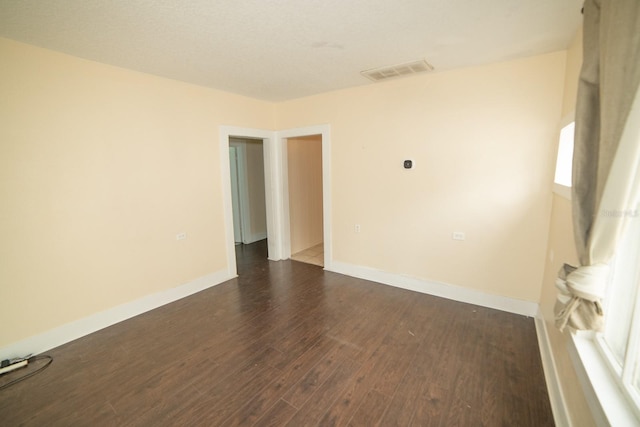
top-left (569, 215), bottom-right (640, 426)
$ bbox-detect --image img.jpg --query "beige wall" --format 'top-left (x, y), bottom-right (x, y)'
top-left (538, 29), bottom-right (597, 427)
top-left (2, 41), bottom-right (587, 427)
top-left (276, 53), bottom-right (565, 302)
top-left (287, 135), bottom-right (323, 254)
top-left (0, 38), bottom-right (273, 348)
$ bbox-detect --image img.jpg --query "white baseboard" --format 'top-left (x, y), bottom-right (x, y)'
top-left (0, 269), bottom-right (233, 360)
top-left (328, 261), bottom-right (538, 317)
top-left (535, 309), bottom-right (572, 427)
top-left (244, 232), bottom-right (267, 245)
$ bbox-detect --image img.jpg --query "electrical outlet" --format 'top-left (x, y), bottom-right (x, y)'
top-left (355, 224), bottom-right (361, 233)
top-left (176, 232), bottom-right (187, 240)
top-left (452, 231), bottom-right (465, 241)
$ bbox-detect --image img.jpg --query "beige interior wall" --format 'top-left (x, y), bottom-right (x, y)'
top-left (244, 140), bottom-right (267, 240)
top-left (276, 52), bottom-right (565, 302)
top-left (538, 28), bottom-right (597, 427)
top-left (287, 135), bottom-right (324, 254)
top-left (0, 38), bottom-right (273, 348)
top-left (1, 44), bottom-right (590, 427)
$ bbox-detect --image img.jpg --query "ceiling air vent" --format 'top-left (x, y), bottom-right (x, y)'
top-left (361, 59), bottom-right (434, 82)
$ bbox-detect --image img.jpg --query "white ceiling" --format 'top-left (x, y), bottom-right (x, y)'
top-left (0, 0), bottom-right (583, 102)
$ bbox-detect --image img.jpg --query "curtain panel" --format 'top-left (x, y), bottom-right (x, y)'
top-left (555, 0), bottom-right (640, 331)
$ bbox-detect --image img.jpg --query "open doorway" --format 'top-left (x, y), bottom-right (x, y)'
top-left (227, 136), bottom-right (269, 275)
top-left (286, 135), bottom-right (324, 267)
top-left (219, 124), bottom-right (332, 278)
top-left (229, 137), bottom-right (267, 246)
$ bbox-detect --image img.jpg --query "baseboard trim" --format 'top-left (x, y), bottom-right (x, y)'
top-left (535, 309), bottom-right (572, 427)
top-left (244, 232), bottom-right (267, 245)
top-left (0, 269), bottom-right (234, 360)
top-left (327, 261), bottom-right (538, 317)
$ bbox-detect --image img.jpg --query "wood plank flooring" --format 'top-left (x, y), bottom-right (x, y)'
top-left (0, 240), bottom-right (554, 426)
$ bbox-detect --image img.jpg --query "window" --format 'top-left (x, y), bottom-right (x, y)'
top-left (571, 206), bottom-right (640, 425)
top-left (597, 211), bottom-right (640, 418)
top-left (554, 121), bottom-right (575, 187)
top-left (553, 118), bottom-right (575, 200)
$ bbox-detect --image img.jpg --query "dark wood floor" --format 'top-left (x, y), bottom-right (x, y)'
top-left (0, 240), bottom-right (553, 426)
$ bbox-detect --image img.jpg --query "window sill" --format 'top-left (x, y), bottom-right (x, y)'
top-left (553, 183), bottom-right (572, 200)
top-left (568, 331), bottom-right (639, 426)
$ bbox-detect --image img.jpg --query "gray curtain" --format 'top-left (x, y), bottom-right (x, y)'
top-left (555, 0), bottom-right (640, 331)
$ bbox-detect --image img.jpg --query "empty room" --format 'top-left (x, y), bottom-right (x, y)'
top-left (2, 1), bottom-right (639, 426)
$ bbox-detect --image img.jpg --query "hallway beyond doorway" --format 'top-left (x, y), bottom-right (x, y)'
top-left (291, 243), bottom-right (324, 267)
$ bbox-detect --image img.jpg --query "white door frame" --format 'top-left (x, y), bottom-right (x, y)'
top-left (220, 126), bottom-right (278, 277)
top-left (219, 124), bottom-right (332, 276)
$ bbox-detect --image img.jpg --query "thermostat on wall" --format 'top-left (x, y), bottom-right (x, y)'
top-left (403, 159), bottom-right (413, 169)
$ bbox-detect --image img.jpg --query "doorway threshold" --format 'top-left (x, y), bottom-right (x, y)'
top-left (291, 243), bottom-right (324, 267)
